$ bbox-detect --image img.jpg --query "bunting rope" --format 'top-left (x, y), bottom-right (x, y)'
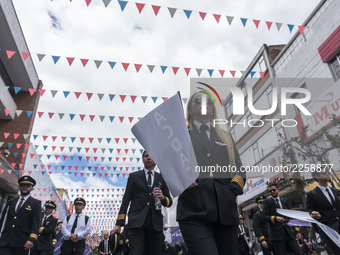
top-left (50, 0), bottom-right (306, 36)
top-left (3, 49), bottom-right (266, 78)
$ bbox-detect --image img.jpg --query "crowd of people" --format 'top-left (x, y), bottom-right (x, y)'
top-left (1, 91), bottom-right (340, 255)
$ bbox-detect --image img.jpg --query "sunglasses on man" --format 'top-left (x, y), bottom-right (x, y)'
top-left (269, 189), bottom-right (277, 193)
top-left (20, 184), bottom-right (32, 188)
top-left (193, 97), bottom-right (214, 106)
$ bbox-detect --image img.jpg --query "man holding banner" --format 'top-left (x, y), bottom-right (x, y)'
top-left (306, 168), bottom-right (340, 253)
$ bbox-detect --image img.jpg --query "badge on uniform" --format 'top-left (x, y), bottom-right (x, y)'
top-left (215, 141), bottom-right (227, 146)
top-left (119, 240), bottom-right (124, 245)
top-left (26, 205), bottom-right (32, 210)
top-left (158, 182), bottom-right (162, 188)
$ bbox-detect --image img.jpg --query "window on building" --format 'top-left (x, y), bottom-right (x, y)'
top-left (329, 54), bottom-right (340, 80)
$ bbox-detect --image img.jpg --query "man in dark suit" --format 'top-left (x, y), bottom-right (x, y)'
top-left (263, 183), bottom-right (302, 255)
top-left (306, 168), bottom-right (340, 254)
top-left (237, 215), bottom-right (250, 255)
top-left (252, 195), bottom-right (275, 255)
top-left (0, 176), bottom-right (41, 255)
top-left (111, 151), bottom-right (173, 255)
top-left (98, 232), bottom-right (111, 255)
top-left (33, 200), bottom-right (58, 255)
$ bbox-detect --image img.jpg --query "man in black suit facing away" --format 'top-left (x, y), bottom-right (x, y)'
top-left (111, 151), bottom-right (173, 255)
top-left (263, 183), bottom-right (302, 255)
top-left (237, 215), bottom-right (250, 255)
top-left (0, 176), bottom-right (41, 255)
top-left (252, 195), bottom-right (275, 255)
top-left (33, 200), bottom-right (58, 255)
top-left (306, 168), bottom-right (340, 254)
top-left (98, 232), bottom-right (111, 255)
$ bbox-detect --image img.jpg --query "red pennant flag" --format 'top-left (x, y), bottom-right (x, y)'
top-left (85, 0), bottom-right (92, 6)
top-left (184, 68), bottom-right (191, 76)
top-left (85, 148), bottom-right (90, 153)
top-left (135, 3), bottom-right (145, 13)
top-left (30, 154), bottom-right (35, 159)
top-left (80, 137), bottom-right (85, 143)
top-left (172, 67), bottom-right (179, 75)
top-left (120, 95), bottom-right (126, 102)
top-left (40, 165), bottom-right (45, 169)
top-left (81, 173), bottom-right (84, 177)
top-left (105, 173), bottom-right (108, 177)
top-left (260, 72), bottom-right (265, 78)
top-left (253, 20), bottom-right (260, 28)
top-left (86, 156), bottom-right (90, 161)
top-left (230, 70), bottom-right (236, 77)
top-left (119, 167), bottom-right (123, 171)
top-left (265, 21), bottom-right (273, 31)
top-left (52, 136), bottom-right (57, 141)
top-left (80, 114), bottom-right (85, 121)
top-left (68, 166), bottom-right (72, 170)
top-left (94, 157), bottom-right (98, 161)
top-left (199, 12), bottom-right (206, 20)
top-left (52, 146), bottom-right (56, 151)
top-left (124, 149), bottom-right (129, 153)
top-left (16, 143), bottom-right (22, 149)
top-left (219, 70), bottom-right (225, 77)
top-left (60, 146), bottom-right (65, 151)
top-left (49, 172), bottom-right (52, 175)
top-left (67, 57), bottom-right (75, 66)
top-left (22, 153), bottom-right (27, 158)
top-left (115, 138), bottom-right (120, 143)
top-left (47, 166), bottom-right (51, 170)
top-left (298, 26), bottom-right (305, 34)
top-left (55, 155), bottom-right (59, 160)
top-left (128, 117), bottom-right (134, 123)
top-left (74, 173), bottom-right (78, 177)
top-left (121, 63), bottom-right (129, 71)
top-left (213, 14), bottom-right (221, 23)
top-left (117, 149), bottom-right (121, 153)
top-left (6, 50), bottom-right (16, 59)
top-left (116, 157), bottom-right (120, 162)
top-left (89, 115), bottom-right (95, 121)
top-left (162, 97), bottom-right (168, 101)
top-left (86, 93), bottom-right (93, 100)
top-left (63, 155), bottom-right (67, 160)
top-left (75, 92), bottom-right (82, 98)
top-left (152, 5), bottom-right (160, 15)
top-left (4, 109), bottom-right (12, 117)
top-left (93, 148), bottom-right (98, 153)
top-left (28, 88), bottom-right (36, 96)
top-left (43, 135), bottom-right (48, 141)
top-left (80, 59), bottom-right (89, 67)
top-left (22, 52), bottom-right (31, 60)
top-left (119, 117), bottom-right (124, 123)
top-left (123, 138), bottom-right (128, 143)
top-left (134, 64), bottom-right (142, 73)
top-left (4, 133), bottom-right (10, 139)
top-left (48, 112), bottom-right (54, 119)
top-left (130, 95), bottom-right (137, 103)
top-left (89, 138), bottom-right (94, 143)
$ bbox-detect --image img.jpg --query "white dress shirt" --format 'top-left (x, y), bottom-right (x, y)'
top-left (61, 213), bottom-right (92, 240)
top-left (104, 239), bottom-right (109, 252)
top-left (42, 214), bottom-right (52, 224)
top-left (15, 195), bottom-right (30, 212)
top-left (194, 120), bottom-right (211, 139)
top-left (144, 168), bottom-right (155, 188)
top-left (270, 196), bottom-right (283, 209)
top-left (318, 185), bottom-right (335, 205)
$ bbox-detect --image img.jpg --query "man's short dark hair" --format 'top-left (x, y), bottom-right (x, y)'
top-left (311, 168), bottom-right (329, 182)
top-left (142, 150), bottom-right (147, 157)
top-left (267, 183), bottom-right (279, 189)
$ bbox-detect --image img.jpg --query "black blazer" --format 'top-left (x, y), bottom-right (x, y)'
top-left (116, 170), bottom-right (173, 231)
top-left (237, 225), bottom-right (250, 252)
top-left (306, 186), bottom-right (340, 231)
top-left (177, 127), bottom-right (245, 225)
top-left (263, 197), bottom-right (299, 241)
top-left (36, 214), bottom-right (58, 251)
top-left (98, 239), bottom-right (111, 254)
top-left (0, 196), bottom-right (41, 247)
top-left (252, 210), bottom-right (269, 243)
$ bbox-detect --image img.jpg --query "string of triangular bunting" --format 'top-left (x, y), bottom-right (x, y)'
top-left (50, 0), bottom-right (306, 36)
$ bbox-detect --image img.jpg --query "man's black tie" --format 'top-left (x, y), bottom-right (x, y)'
top-left (326, 188), bottom-right (335, 206)
top-left (275, 198), bottom-right (282, 209)
top-left (147, 171), bottom-right (152, 190)
top-left (42, 216), bottom-right (46, 226)
top-left (16, 198), bottom-right (24, 214)
top-left (71, 215), bottom-right (79, 234)
top-left (200, 124), bottom-right (210, 147)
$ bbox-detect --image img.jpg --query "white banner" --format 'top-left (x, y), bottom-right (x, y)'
top-left (277, 209), bottom-right (340, 248)
top-left (132, 93), bottom-right (199, 197)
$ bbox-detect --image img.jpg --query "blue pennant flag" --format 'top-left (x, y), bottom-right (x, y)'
top-left (71, 137), bottom-right (76, 143)
top-left (7, 143), bottom-right (13, 148)
top-left (160, 66), bottom-right (167, 73)
top-left (207, 69), bottom-right (214, 77)
top-left (118, 0), bottom-right (127, 11)
top-left (109, 94), bottom-right (115, 101)
top-left (63, 91), bottom-right (70, 98)
top-left (108, 62), bottom-right (116, 69)
top-left (52, 56), bottom-right (60, 64)
top-left (14, 87), bottom-right (22, 94)
top-left (109, 116), bottom-right (115, 122)
top-left (106, 138), bottom-right (111, 143)
top-left (27, 111), bottom-right (33, 117)
top-left (69, 114), bottom-right (75, 120)
top-left (151, 97), bottom-right (157, 103)
top-left (183, 10), bottom-right (192, 19)
top-left (109, 149), bottom-right (113, 154)
top-left (287, 24), bottom-right (294, 33)
top-left (250, 71), bottom-right (256, 78)
top-left (240, 18), bottom-right (248, 27)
